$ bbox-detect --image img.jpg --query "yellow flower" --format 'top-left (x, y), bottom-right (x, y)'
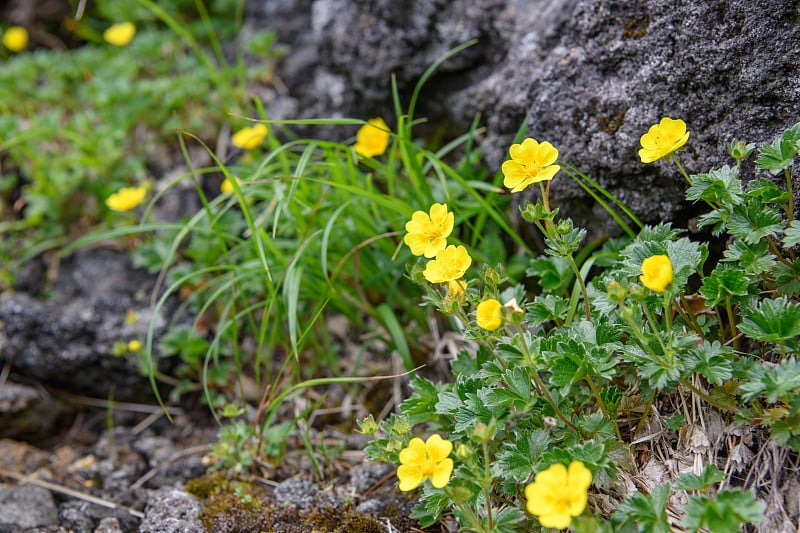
top-left (404, 203), bottom-right (454, 258)
top-left (423, 245), bottom-right (472, 284)
top-left (397, 434), bottom-right (454, 491)
top-left (3, 26), bottom-right (28, 52)
top-left (105, 186), bottom-right (147, 212)
top-left (220, 177), bottom-right (242, 193)
top-left (103, 22), bottom-right (136, 47)
top-left (501, 138), bottom-right (560, 193)
top-left (353, 117), bottom-right (390, 157)
top-left (525, 461), bottom-right (592, 529)
top-left (639, 254), bottom-right (673, 292)
top-left (232, 123), bottom-right (268, 149)
top-left (638, 117), bottom-right (690, 163)
top-left (476, 298), bottom-right (503, 331)
top-left (127, 340), bottom-right (142, 353)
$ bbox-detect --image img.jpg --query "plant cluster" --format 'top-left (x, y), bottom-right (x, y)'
top-left (363, 116), bottom-right (800, 532)
top-left (0, 0), bottom-right (281, 289)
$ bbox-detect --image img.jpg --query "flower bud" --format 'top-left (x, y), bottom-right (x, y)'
top-left (357, 414), bottom-right (379, 435)
top-left (454, 443), bottom-right (473, 461)
top-left (606, 281), bottom-right (627, 302)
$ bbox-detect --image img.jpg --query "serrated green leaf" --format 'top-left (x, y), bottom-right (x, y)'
top-left (775, 259), bottom-right (800, 296)
top-left (674, 463), bottom-right (724, 491)
top-left (410, 488), bottom-right (450, 528)
top-left (526, 255), bottom-right (571, 293)
top-left (757, 123), bottom-right (800, 174)
top-left (784, 220), bottom-right (800, 247)
top-left (745, 178), bottom-right (790, 203)
top-left (683, 489), bottom-right (764, 533)
top-left (740, 358), bottom-right (800, 403)
top-left (699, 265), bottom-right (751, 307)
top-left (549, 356), bottom-right (582, 387)
top-left (726, 200), bottom-right (783, 245)
top-left (721, 239), bottom-right (776, 276)
top-left (613, 484), bottom-right (672, 533)
top-left (686, 165), bottom-right (744, 205)
top-left (738, 296), bottom-right (800, 347)
top-left (493, 429), bottom-right (551, 481)
top-left (526, 294), bottom-right (570, 326)
top-left (687, 341), bottom-right (734, 386)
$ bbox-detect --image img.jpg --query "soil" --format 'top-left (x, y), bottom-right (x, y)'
top-left (0, 390), bottom-right (428, 532)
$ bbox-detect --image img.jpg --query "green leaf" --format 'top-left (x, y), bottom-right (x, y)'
top-left (699, 265), bottom-right (751, 307)
top-left (757, 122), bottom-right (800, 174)
top-left (721, 239), bottom-right (776, 277)
top-left (526, 256), bottom-right (571, 293)
top-left (738, 296), bottom-right (800, 348)
top-left (686, 165), bottom-right (744, 206)
top-left (682, 489), bottom-right (765, 533)
top-left (745, 177), bottom-right (790, 204)
top-left (613, 484), bottom-right (672, 533)
top-left (526, 294), bottom-right (570, 326)
top-left (410, 487), bottom-right (450, 528)
top-left (775, 259), bottom-right (800, 297)
top-left (740, 358), bottom-right (800, 403)
top-left (674, 463), bottom-right (724, 491)
top-left (493, 430), bottom-right (550, 481)
top-left (686, 341), bottom-right (734, 386)
top-left (784, 220), bottom-right (800, 247)
top-left (726, 200), bottom-right (784, 245)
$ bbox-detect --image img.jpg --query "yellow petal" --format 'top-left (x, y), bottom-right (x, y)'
top-left (397, 465), bottom-right (424, 491)
top-left (425, 434), bottom-right (452, 463)
top-left (538, 511), bottom-right (573, 529)
top-left (430, 458), bottom-right (453, 488)
top-left (537, 141), bottom-right (559, 166)
top-left (568, 461), bottom-right (593, 490)
top-left (399, 438), bottom-right (426, 466)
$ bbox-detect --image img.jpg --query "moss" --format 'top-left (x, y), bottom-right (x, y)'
top-left (621, 17), bottom-right (650, 40)
top-left (187, 472), bottom-right (397, 532)
top-left (596, 104), bottom-right (630, 134)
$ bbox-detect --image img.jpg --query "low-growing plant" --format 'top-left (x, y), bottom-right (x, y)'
top-left (363, 117), bottom-right (800, 531)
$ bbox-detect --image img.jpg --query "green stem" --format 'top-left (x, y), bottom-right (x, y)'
top-left (632, 392), bottom-right (656, 441)
top-left (481, 441), bottom-right (494, 531)
top-left (566, 254), bottom-right (592, 321)
top-left (767, 236), bottom-right (793, 266)
top-left (585, 376), bottom-right (622, 441)
top-left (785, 167), bottom-right (795, 223)
top-left (517, 328), bottom-right (583, 436)
top-left (679, 377), bottom-right (736, 413)
top-left (642, 304), bottom-right (672, 365)
top-left (671, 153), bottom-right (693, 186)
top-left (723, 296), bottom-right (739, 350)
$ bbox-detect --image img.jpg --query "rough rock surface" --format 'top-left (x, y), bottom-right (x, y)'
top-left (0, 248), bottom-right (172, 400)
top-left (248, 0), bottom-right (800, 238)
top-left (0, 485), bottom-right (58, 530)
top-left (139, 489), bottom-right (205, 533)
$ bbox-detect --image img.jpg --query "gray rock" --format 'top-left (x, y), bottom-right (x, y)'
top-left (0, 485), bottom-right (58, 529)
top-left (348, 461), bottom-right (394, 494)
top-left (0, 383), bottom-right (58, 439)
top-left (273, 477), bottom-right (318, 509)
top-left (0, 248), bottom-right (172, 400)
top-left (93, 517), bottom-right (123, 533)
top-left (139, 489), bottom-right (205, 533)
top-left (248, 0), bottom-right (800, 238)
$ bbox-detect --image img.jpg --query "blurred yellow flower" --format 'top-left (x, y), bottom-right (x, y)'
top-left (103, 22), bottom-right (136, 47)
top-left (105, 186), bottom-right (147, 212)
top-left (476, 298), bottom-right (503, 331)
top-left (220, 177), bottom-right (242, 193)
top-left (502, 138), bottom-right (560, 193)
top-left (354, 117), bottom-right (390, 157)
top-left (525, 461), bottom-right (592, 529)
top-left (423, 245), bottom-right (472, 284)
top-left (639, 254), bottom-right (674, 292)
top-left (397, 434), bottom-right (453, 491)
top-left (638, 117), bottom-right (689, 163)
top-left (3, 26), bottom-right (28, 52)
top-left (127, 340), bottom-right (142, 352)
top-left (404, 203), bottom-right (454, 258)
top-left (232, 123), bottom-right (268, 150)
